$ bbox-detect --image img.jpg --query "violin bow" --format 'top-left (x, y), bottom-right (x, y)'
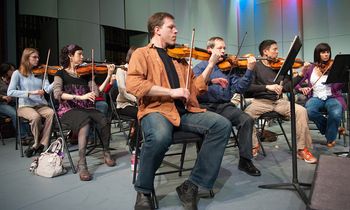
top-left (185, 28), bottom-right (195, 91)
top-left (41, 48), bottom-right (51, 90)
top-left (228, 32), bottom-right (247, 75)
top-left (91, 49), bottom-right (95, 103)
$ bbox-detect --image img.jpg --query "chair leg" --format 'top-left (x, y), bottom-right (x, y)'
top-left (16, 116), bottom-right (24, 157)
top-left (209, 189), bottom-right (215, 198)
top-left (277, 119), bottom-right (291, 151)
top-left (152, 189), bottom-right (159, 209)
top-left (0, 132), bottom-right (4, 145)
top-left (55, 116), bottom-right (76, 173)
top-left (179, 143), bottom-right (187, 177)
top-left (257, 120), bottom-right (267, 157)
top-left (132, 127), bottom-right (141, 184)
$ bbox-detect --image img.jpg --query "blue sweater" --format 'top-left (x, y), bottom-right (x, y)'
top-left (7, 70), bottom-right (53, 107)
top-left (193, 61), bottom-right (253, 103)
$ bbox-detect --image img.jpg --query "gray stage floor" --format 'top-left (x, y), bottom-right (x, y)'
top-left (0, 122), bottom-right (349, 210)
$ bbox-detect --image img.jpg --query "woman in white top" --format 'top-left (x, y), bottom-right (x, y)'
top-left (7, 48), bottom-right (54, 157)
top-left (296, 43), bottom-right (346, 147)
top-left (116, 47), bottom-right (138, 150)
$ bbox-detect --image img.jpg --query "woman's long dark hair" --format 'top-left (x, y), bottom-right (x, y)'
top-left (60, 44), bottom-right (83, 68)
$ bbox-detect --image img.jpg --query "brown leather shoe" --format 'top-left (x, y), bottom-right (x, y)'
top-left (104, 151), bottom-right (116, 167)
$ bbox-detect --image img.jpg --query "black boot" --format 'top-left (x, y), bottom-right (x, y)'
top-left (35, 144), bottom-right (45, 155)
top-left (24, 146), bottom-right (35, 158)
top-left (238, 158), bottom-right (261, 176)
top-left (176, 180), bottom-right (199, 210)
top-left (134, 192), bottom-right (154, 210)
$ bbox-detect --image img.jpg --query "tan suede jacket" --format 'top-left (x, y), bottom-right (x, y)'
top-left (126, 43), bottom-right (207, 126)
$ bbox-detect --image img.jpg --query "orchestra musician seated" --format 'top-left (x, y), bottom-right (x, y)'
top-left (53, 44), bottom-right (116, 181)
top-left (126, 12), bottom-right (231, 210)
top-left (0, 62), bottom-right (31, 143)
top-left (192, 36), bottom-right (261, 177)
top-left (7, 48), bottom-right (54, 157)
top-left (244, 39), bottom-right (317, 164)
top-left (295, 43), bottom-right (346, 148)
top-left (116, 46), bottom-right (138, 151)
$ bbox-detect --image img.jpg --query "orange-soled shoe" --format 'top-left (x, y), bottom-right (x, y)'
top-left (252, 144), bottom-right (260, 157)
top-left (327, 141), bottom-right (336, 148)
top-left (297, 148), bottom-right (317, 164)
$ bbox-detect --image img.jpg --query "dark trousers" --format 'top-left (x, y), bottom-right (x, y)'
top-left (201, 102), bottom-right (254, 159)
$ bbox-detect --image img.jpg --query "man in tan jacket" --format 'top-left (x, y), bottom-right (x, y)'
top-left (126, 12), bottom-right (231, 210)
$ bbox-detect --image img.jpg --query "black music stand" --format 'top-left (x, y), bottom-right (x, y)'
top-left (325, 54), bottom-right (350, 157)
top-left (258, 36), bottom-right (310, 205)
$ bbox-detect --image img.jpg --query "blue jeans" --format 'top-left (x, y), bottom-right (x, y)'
top-left (305, 97), bottom-right (343, 142)
top-left (95, 100), bottom-right (109, 118)
top-left (135, 111), bottom-right (231, 194)
top-left (0, 104), bottom-right (29, 138)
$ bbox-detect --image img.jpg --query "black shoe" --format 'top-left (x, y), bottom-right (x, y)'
top-left (24, 146), bottom-right (36, 158)
top-left (176, 180), bottom-right (199, 210)
top-left (134, 192), bottom-right (154, 210)
top-left (238, 158), bottom-right (261, 176)
top-left (35, 144), bottom-right (45, 155)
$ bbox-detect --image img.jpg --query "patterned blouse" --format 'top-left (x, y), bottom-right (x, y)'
top-left (53, 70), bottom-right (98, 117)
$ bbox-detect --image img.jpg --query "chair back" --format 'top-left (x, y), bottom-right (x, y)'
top-left (48, 92), bottom-right (77, 173)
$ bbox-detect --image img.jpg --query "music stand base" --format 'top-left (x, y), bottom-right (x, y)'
top-left (258, 182), bottom-right (311, 204)
top-left (334, 152), bottom-right (350, 157)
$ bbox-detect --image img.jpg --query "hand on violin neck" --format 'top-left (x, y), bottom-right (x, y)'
top-left (170, 88), bottom-right (190, 103)
top-left (107, 64), bottom-right (115, 75)
top-left (208, 50), bottom-right (223, 66)
top-left (211, 78), bottom-right (228, 88)
top-left (246, 56), bottom-right (257, 70)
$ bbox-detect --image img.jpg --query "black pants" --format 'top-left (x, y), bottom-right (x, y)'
top-left (201, 102), bottom-right (254, 159)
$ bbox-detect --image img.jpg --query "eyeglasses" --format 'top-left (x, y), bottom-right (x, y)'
top-left (30, 55), bottom-right (40, 59)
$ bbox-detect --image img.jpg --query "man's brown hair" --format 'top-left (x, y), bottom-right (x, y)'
top-left (147, 12), bottom-right (175, 38)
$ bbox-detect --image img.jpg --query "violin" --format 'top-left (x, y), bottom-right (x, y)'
top-left (267, 58), bottom-right (306, 70)
top-left (167, 44), bottom-right (210, 60)
top-left (218, 53), bottom-right (271, 71)
top-left (75, 62), bottom-right (126, 76)
top-left (316, 59), bottom-right (333, 74)
top-left (168, 45), bottom-right (266, 71)
top-left (32, 64), bottom-right (63, 75)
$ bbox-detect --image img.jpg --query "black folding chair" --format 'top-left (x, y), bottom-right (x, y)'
top-left (49, 93), bottom-right (77, 173)
top-left (255, 111), bottom-right (292, 157)
top-left (108, 86), bottom-right (136, 146)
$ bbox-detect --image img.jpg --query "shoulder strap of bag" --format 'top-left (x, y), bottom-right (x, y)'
top-left (45, 137), bottom-right (64, 154)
